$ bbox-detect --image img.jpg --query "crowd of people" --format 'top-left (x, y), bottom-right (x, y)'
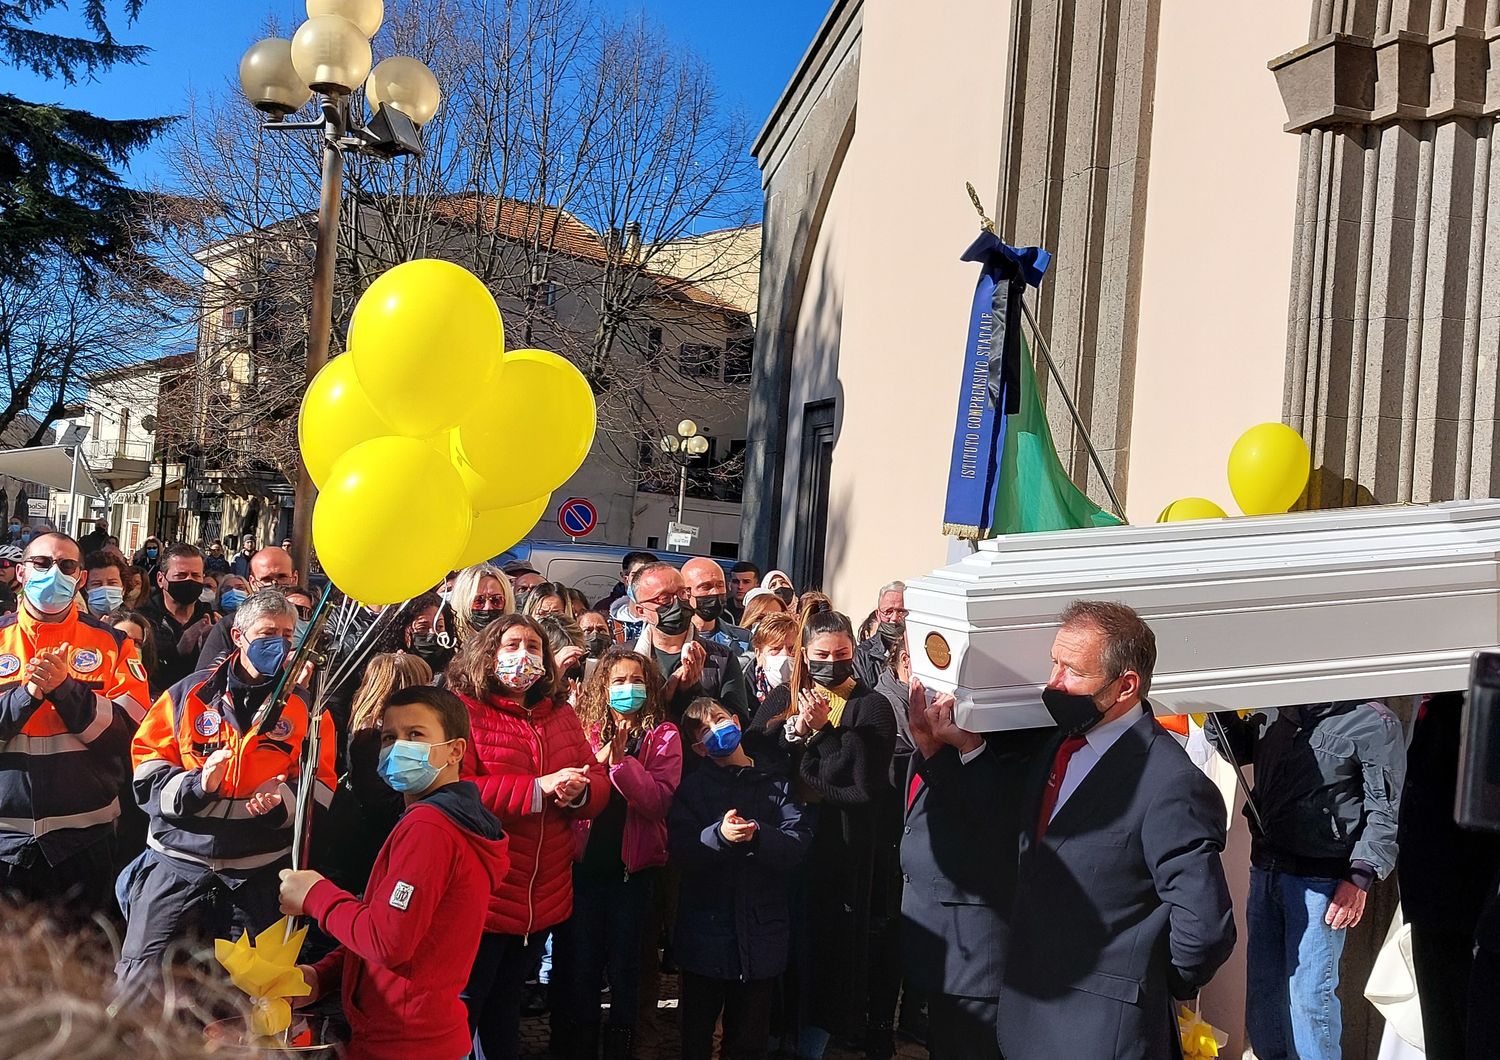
top-left (0, 520), bottom-right (1498, 1060)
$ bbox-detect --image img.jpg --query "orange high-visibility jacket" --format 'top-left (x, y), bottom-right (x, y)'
top-left (0, 602), bottom-right (150, 864)
top-left (132, 657), bottom-right (336, 877)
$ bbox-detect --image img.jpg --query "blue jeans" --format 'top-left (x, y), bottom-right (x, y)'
top-left (1246, 867), bottom-right (1347, 1060)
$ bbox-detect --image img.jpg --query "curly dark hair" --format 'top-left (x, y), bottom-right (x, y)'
top-left (446, 613), bottom-right (559, 706)
top-left (575, 648), bottom-right (668, 743)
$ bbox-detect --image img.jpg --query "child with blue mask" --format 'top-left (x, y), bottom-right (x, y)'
top-left (557, 649), bottom-right (683, 1058)
top-left (668, 696), bottom-right (812, 1060)
top-left (278, 686), bottom-right (508, 1060)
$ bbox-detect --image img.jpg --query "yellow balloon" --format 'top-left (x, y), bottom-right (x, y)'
top-left (313, 436), bottom-right (472, 604)
top-left (452, 348), bottom-right (596, 509)
top-left (453, 494), bottom-right (552, 570)
top-left (1157, 497), bottom-right (1228, 522)
top-left (1227, 423), bottom-right (1311, 516)
top-left (348, 259), bottom-right (505, 437)
top-left (298, 354), bottom-right (396, 488)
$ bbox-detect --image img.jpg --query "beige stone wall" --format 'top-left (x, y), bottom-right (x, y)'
top-left (797, 0), bottom-right (1015, 607)
top-left (1125, 2), bottom-right (1306, 522)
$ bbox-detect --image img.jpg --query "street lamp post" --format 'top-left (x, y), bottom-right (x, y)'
top-left (659, 418), bottom-right (710, 550)
top-left (236, 0), bottom-right (443, 578)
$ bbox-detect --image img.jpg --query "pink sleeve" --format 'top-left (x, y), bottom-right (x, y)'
top-left (609, 724), bottom-right (682, 821)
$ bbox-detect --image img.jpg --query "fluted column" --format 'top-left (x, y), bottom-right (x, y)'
top-left (1276, 0), bottom-right (1500, 507)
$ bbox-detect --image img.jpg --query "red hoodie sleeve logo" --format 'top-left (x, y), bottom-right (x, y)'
top-left (389, 881), bottom-right (415, 910)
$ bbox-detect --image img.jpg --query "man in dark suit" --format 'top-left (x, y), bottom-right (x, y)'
top-left (998, 600), bottom-right (1236, 1060)
top-left (901, 678), bottom-right (1048, 1058)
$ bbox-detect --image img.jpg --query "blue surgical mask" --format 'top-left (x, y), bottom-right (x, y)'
top-left (293, 617), bottom-right (311, 642)
top-left (702, 719), bottom-right (742, 759)
top-left (220, 588), bottom-right (247, 611)
top-left (23, 564), bottom-right (78, 616)
top-left (244, 634), bottom-right (290, 676)
top-left (609, 683), bottom-right (648, 714)
top-left (378, 738), bottom-right (455, 793)
top-left (87, 585), bottom-right (124, 616)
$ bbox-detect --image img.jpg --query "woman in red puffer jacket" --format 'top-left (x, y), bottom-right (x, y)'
top-left (451, 614), bottom-right (608, 1060)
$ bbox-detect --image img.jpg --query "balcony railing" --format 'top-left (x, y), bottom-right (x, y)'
top-left (85, 439), bottom-right (155, 465)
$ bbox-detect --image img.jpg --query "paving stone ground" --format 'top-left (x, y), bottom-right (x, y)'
top-left (515, 976), bottom-right (929, 1059)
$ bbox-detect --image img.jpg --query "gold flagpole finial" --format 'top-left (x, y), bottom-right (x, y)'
top-left (965, 182), bottom-right (996, 234)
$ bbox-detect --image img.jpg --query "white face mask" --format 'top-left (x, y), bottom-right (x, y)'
top-left (761, 653), bottom-right (793, 688)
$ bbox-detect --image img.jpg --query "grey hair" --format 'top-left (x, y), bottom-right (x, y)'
top-left (232, 589), bottom-right (297, 635)
top-left (878, 580), bottom-right (906, 599)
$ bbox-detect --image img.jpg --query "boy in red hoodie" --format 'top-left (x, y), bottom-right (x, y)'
top-left (278, 686), bottom-right (509, 1060)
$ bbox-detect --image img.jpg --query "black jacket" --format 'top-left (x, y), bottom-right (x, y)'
top-left (1213, 700), bottom-right (1405, 885)
top-left (1397, 692), bottom-right (1500, 932)
top-left (636, 630), bottom-right (751, 726)
top-left (140, 593), bottom-right (216, 692)
top-left (852, 633), bottom-right (889, 691)
top-left (999, 708), bottom-right (1236, 1060)
top-left (900, 730), bottom-right (1048, 999)
top-left (668, 760), bottom-right (812, 981)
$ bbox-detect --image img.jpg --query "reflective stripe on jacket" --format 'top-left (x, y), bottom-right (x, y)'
top-left (0, 603), bottom-right (149, 863)
top-left (131, 657), bottom-right (336, 876)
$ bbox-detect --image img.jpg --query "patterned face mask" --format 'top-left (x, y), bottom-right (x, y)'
top-left (494, 649), bottom-right (546, 692)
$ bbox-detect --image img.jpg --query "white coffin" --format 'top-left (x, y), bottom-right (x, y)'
top-left (906, 500), bottom-right (1500, 731)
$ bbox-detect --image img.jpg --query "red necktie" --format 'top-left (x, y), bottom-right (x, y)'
top-left (907, 772), bottom-right (922, 810)
top-left (1035, 735), bottom-right (1089, 840)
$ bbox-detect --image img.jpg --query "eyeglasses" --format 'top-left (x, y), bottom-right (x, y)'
top-left (473, 595), bottom-right (508, 609)
top-left (292, 604), bottom-right (313, 620)
top-left (257, 572), bottom-right (297, 586)
top-left (877, 608), bottom-right (910, 620)
top-left (25, 556), bottom-right (81, 576)
top-left (0, 560), bottom-right (14, 571)
top-left (639, 592), bottom-right (689, 609)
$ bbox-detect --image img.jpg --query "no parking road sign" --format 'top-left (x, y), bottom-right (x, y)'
top-left (559, 497), bottom-right (598, 538)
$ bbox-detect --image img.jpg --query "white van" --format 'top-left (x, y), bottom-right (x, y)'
top-left (491, 541), bottom-right (734, 606)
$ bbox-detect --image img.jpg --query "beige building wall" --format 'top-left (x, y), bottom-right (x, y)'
top-left (1126, 1), bottom-right (1306, 522)
top-left (805, 0), bottom-right (1015, 608)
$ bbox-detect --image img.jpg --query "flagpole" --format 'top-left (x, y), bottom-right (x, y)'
top-left (965, 182), bottom-right (1126, 521)
top-left (1018, 299), bottom-right (1126, 519)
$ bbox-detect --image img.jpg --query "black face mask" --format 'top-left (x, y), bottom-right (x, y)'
top-left (694, 594), bottom-right (726, 623)
top-left (649, 598), bottom-right (693, 637)
top-left (773, 586), bottom-right (794, 605)
top-left (584, 633), bottom-right (612, 658)
top-left (1041, 684), bottom-right (1112, 736)
top-left (407, 633), bottom-right (451, 668)
top-left (877, 620), bottom-right (905, 647)
top-left (166, 580), bottom-right (203, 606)
top-left (470, 609), bottom-right (503, 630)
top-left (808, 658), bottom-right (855, 689)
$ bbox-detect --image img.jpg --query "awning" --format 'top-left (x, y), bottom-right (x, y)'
top-left (0, 446), bottom-right (103, 498)
top-left (115, 475), bottom-right (182, 499)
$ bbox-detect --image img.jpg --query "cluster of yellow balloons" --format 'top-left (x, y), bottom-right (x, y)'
top-left (1158, 422), bottom-right (1311, 524)
top-left (299, 259), bottom-right (596, 604)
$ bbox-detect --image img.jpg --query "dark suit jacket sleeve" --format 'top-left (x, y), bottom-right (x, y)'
top-left (1139, 767), bottom-right (1237, 998)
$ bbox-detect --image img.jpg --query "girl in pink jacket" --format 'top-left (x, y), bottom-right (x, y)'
top-left (555, 647), bottom-right (682, 1059)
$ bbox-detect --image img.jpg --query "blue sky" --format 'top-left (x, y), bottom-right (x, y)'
top-left (0, 0), bottom-right (828, 186)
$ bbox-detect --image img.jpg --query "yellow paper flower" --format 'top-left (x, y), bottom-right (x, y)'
top-left (1178, 1004), bottom-right (1228, 1059)
top-left (214, 916), bottom-right (312, 1039)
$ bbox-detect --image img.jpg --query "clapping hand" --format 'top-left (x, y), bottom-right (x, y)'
top-left (796, 688), bottom-right (831, 735)
top-left (673, 640), bottom-right (707, 688)
top-left (719, 808), bottom-right (758, 844)
top-left (551, 767), bottom-right (589, 806)
top-left (200, 748), bottom-right (234, 794)
top-left (596, 726), bottom-right (630, 767)
top-left (23, 644), bottom-right (71, 700)
top-left (246, 774), bottom-right (287, 816)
